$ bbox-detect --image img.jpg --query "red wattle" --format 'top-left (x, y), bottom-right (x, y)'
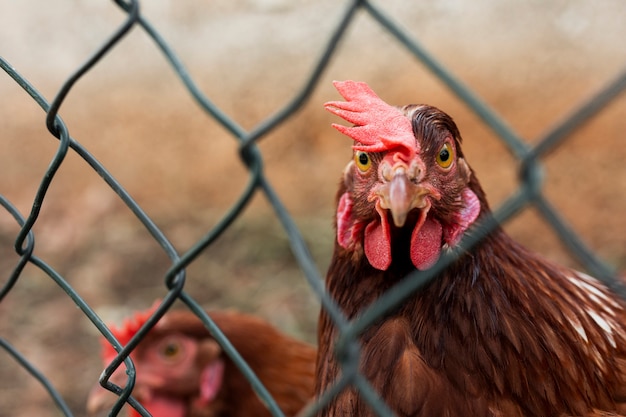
top-left (410, 216), bottom-right (443, 270)
top-left (364, 220), bottom-right (392, 270)
top-left (134, 396), bottom-right (186, 417)
top-left (199, 360), bottom-right (224, 404)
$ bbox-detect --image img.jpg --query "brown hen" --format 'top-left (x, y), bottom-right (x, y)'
top-left (315, 80), bottom-right (626, 417)
top-left (87, 306), bottom-right (316, 417)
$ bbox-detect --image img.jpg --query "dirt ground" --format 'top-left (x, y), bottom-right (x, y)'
top-left (1, 2), bottom-right (626, 416)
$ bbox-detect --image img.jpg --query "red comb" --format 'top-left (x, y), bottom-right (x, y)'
top-left (325, 80), bottom-right (418, 160)
top-left (101, 301), bottom-right (161, 363)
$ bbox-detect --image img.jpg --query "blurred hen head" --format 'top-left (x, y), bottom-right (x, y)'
top-left (88, 303), bottom-right (224, 417)
top-left (326, 80), bottom-right (481, 271)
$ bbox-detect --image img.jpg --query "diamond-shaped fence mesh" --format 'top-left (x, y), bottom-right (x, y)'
top-left (1, 1), bottom-right (625, 416)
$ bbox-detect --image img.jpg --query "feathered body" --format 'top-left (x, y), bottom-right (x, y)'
top-left (316, 80), bottom-right (626, 417)
top-left (88, 307), bottom-right (316, 417)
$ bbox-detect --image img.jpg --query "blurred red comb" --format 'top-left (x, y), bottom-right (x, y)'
top-left (324, 80), bottom-right (418, 160)
top-left (101, 300), bottom-right (161, 363)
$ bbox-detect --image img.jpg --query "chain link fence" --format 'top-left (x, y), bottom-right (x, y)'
top-left (1, 1), bottom-right (626, 416)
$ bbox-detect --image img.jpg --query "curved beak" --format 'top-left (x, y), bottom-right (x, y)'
top-left (86, 379), bottom-right (123, 416)
top-left (378, 167), bottom-right (431, 228)
top-left (86, 367), bottom-right (143, 416)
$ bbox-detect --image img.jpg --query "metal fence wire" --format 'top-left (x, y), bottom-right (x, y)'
top-left (1, 0), bottom-right (626, 416)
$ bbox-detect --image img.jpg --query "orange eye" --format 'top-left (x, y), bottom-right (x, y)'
top-left (354, 151), bottom-right (371, 172)
top-left (160, 341), bottom-right (182, 360)
top-left (436, 143), bottom-right (454, 169)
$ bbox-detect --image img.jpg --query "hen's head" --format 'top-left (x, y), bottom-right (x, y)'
top-left (88, 304), bottom-right (224, 417)
top-left (327, 80), bottom-right (481, 271)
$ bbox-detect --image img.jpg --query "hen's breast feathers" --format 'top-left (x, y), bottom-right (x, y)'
top-left (319, 229), bottom-right (626, 417)
top-left (443, 233), bottom-right (626, 416)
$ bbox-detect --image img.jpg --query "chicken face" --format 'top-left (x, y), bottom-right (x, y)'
top-left (89, 307), bottom-right (316, 417)
top-left (327, 81), bottom-right (481, 271)
top-left (118, 332), bottom-right (224, 417)
top-left (87, 308), bottom-right (225, 417)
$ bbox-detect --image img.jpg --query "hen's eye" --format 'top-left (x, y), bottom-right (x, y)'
top-left (161, 342), bottom-right (181, 359)
top-left (354, 151), bottom-right (372, 172)
top-left (436, 143), bottom-right (454, 169)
